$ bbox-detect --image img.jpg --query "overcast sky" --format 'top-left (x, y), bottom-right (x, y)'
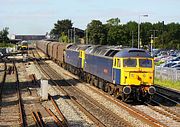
top-left (0, 0), bottom-right (180, 35)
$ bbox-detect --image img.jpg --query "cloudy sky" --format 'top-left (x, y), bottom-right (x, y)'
top-left (0, 0), bottom-right (180, 35)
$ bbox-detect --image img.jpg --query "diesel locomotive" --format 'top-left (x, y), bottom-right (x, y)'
top-left (36, 41), bottom-right (156, 102)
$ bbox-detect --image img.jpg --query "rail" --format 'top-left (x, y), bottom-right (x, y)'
top-left (0, 62), bottom-right (7, 113)
top-left (13, 61), bottom-right (27, 127)
top-left (155, 85), bottom-right (180, 104)
top-left (48, 94), bottom-right (68, 127)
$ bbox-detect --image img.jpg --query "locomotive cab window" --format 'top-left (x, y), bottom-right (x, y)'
top-left (139, 59), bottom-right (152, 68)
top-left (123, 58), bottom-right (137, 67)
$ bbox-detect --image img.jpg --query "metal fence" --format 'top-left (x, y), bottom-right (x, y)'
top-left (155, 66), bottom-right (180, 81)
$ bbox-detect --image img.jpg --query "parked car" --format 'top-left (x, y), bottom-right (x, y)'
top-left (169, 56), bottom-right (180, 62)
top-left (161, 62), bottom-right (179, 67)
top-left (171, 64), bottom-right (180, 70)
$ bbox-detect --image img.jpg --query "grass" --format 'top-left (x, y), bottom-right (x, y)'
top-left (0, 42), bottom-right (14, 47)
top-left (155, 78), bottom-right (180, 90)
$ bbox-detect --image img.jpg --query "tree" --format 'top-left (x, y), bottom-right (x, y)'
top-left (50, 19), bottom-right (73, 39)
top-left (106, 18), bottom-right (121, 26)
top-left (87, 20), bottom-right (107, 45)
top-left (140, 22), bottom-right (153, 46)
top-left (59, 32), bottom-right (68, 43)
top-left (125, 21), bottom-right (138, 47)
top-left (107, 25), bottom-right (125, 45)
top-left (85, 18), bottom-right (180, 49)
top-left (0, 27), bottom-right (9, 43)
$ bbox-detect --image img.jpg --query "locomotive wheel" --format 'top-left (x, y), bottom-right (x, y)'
top-left (104, 84), bottom-right (108, 92)
top-left (94, 79), bottom-right (98, 87)
top-left (79, 71), bottom-right (84, 80)
top-left (90, 79), bottom-right (93, 85)
top-left (113, 88), bottom-right (120, 98)
top-left (86, 74), bottom-right (91, 83)
top-left (98, 80), bottom-right (104, 90)
top-left (107, 85), bottom-right (114, 95)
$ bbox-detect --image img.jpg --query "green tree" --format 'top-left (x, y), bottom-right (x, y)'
top-left (87, 20), bottom-right (107, 45)
top-left (125, 21), bottom-right (138, 47)
top-left (50, 19), bottom-right (73, 39)
top-left (140, 22), bottom-right (153, 46)
top-left (107, 25), bottom-right (126, 45)
top-left (106, 18), bottom-right (129, 46)
top-left (59, 32), bottom-right (68, 43)
top-left (0, 27), bottom-right (9, 43)
top-left (85, 18), bottom-right (180, 49)
top-left (106, 18), bottom-right (121, 26)
top-left (156, 22), bottom-right (180, 49)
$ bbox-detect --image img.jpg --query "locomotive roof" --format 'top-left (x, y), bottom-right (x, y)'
top-left (114, 48), bottom-right (152, 58)
top-left (85, 45), bottom-right (121, 57)
top-left (67, 44), bottom-right (91, 51)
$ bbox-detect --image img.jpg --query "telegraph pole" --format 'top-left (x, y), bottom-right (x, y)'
top-left (70, 29), bottom-right (73, 43)
top-left (131, 31), bottom-right (134, 48)
top-left (74, 27), bottom-right (76, 43)
top-left (86, 29), bottom-right (88, 44)
top-left (150, 30), bottom-right (158, 48)
top-left (68, 29), bottom-right (69, 43)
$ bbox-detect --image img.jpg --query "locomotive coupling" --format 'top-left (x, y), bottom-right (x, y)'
top-left (148, 86), bottom-right (156, 94)
top-left (123, 86), bottom-right (131, 94)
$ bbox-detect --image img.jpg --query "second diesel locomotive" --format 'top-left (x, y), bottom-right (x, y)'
top-left (36, 41), bottom-right (156, 102)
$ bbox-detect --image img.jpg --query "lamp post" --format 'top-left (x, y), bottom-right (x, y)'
top-left (138, 14), bottom-right (148, 49)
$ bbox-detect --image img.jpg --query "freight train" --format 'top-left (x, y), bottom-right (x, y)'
top-left (36, 41), bottom-right (156, 102)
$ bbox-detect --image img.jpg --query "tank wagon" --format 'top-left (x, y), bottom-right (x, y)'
top-left (36, 41), bottom-right (155, 102)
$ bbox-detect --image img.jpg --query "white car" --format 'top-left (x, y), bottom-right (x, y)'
top-left (160, 61), bottom-right (180, 67)
top-left (0, 52), bottom-right (3, 57)
top-left (171, 64), bottom-right (180, 70)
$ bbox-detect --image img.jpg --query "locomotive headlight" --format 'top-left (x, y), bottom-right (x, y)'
top-left (148, 86), bottom-right (156, 95)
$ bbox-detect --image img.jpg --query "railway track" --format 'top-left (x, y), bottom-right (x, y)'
top-left (33, 50), bottom-right (131, 127)
top-left (33, 50), bottom-right (169, 127)
top-left (144, 100), bottom-right (180, 122)
top-left (0, 61), bottom-right (7, 113)
top-left (14, 61), bottom-right (27, 127)
top-left (61, 67), bottom-right (180, 127)
top-left (0, 60), bottom-right (26, 127)
top-left (155, 85), bottom-right (180, 105)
